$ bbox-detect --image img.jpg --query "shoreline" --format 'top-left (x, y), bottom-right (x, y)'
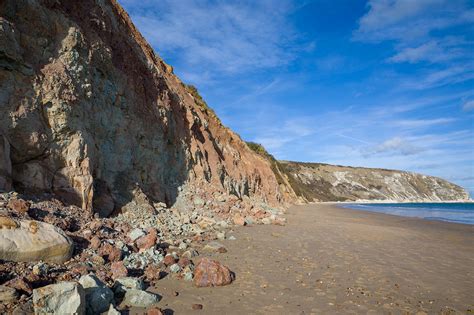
top-left (333, 201), bottom-right (474, 226)
top-left (313, 199), bottom-right (473, 204)
top-left (144, 203), bottom-right (474, 314)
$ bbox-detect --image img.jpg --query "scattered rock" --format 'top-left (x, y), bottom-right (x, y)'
top-left (0, 285), bottom-right (18, 303)
top-left (0, 220), bottom-right (73, 263)
top-left (121, 289), bottom-right (160, 308)
top-left (182, 249), bottom-right (199, 259)
top-left (170, 263), bottom-right (181, 273)
top-left (216, 232), bottom-right (226, 240)
top-left (12, 300), bottom-right (34, 314)
top-left (183, 265), bottom-right (194, 282)
top-left (113, 277), bottom-right (145, 295)
top-left (244, 217), bottom-right (254, 225)
top-left (203, 241), bottom-right (227, 253)
top-left (192, 303), bottom-right (203, 310)
top-left (32, 282), bottom-right (85, 314)
top-left (5, 277), bottom-right (33, 295)
top-left (272, 217), bottom-right (286, 226)
top-left (261, 217), bottom-right (271, 225)
top-left (78, 274), bottom-right (114, 314)
top-left (163, 254), bottom-right (177, 266)
top-left (98, 242), bottom-right (122, 262)
top-left (32, 262), bottom-right (49, 276)
top-left (144, 265), bottom-right (163, 282)
top-left (178, 257), bottom-right (191, 268)
top-left (178, 241), bottom-right (188, 250)
top-left (147, 307), bottom-right (164, 315)
top-left (233, 215), bottom-right (245, 226)
top-left (104, 304), bottom-right (121, 315)
top-left (129, 228), bottom-right (145, 242)
top-left (111, 261), bottom-right (128, 279)
top-left (7, 199), bottom-right (29, 214)
top-left (193, 258), bottom-right (234, 287)
top-left (90, 236), bottom-right (101, 250)
top-left (136, 230), bottom-right (157, 251)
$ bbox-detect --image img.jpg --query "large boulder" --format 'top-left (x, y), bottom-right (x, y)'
top-left (193, 258), bottom-right (234, 287)
top-left (32, 282), bottom-right (85, 314)
top-left (78, 274), bottom-right (114, 314)
top-left (0, 218), bottom-right (73, 263)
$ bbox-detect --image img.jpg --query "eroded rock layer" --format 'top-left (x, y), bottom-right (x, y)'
top-left (0, 0), bottom-right (292, 215)
top-left (279, 161), bottom-right (470, 202)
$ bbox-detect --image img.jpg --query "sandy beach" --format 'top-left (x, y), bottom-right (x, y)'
top-left (148, 203), bottom-right (474, 314)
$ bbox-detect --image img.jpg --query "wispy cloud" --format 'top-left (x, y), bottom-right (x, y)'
top-left (392, 117), bottom-right (456, 128)
top-left (463, 100), bottom-right (474, 111)
top-left (354, 0), bottom-right (474, 92)
top-left (120, 0), bottom-right (307, 84)
top-left (366, 137), bottom-right (424, 156)
top-left (354, 0), bottom-right (473, 43)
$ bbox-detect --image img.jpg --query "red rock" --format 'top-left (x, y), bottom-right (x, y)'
top-left (193, 258), bottom-right (234, 287)
top-left (136, 231), bottom-right (157, 251)
top-left (7, 199), bottom-right (30, 214)
top-left (111, 261), bottom-right (128, 279)
top-left (144, 265), bottom-right (163, 281)
top-left (147, 308), bottom-right (164, 315)
top-left (178, 257), bottom-right (191, 268)
top-left (98, 243), bottom-right (122, 262)
top-left (192, 304), bottom-right (203, 310)
top-left (233, 215), bottom-right (245, 226)
top-left (89, 220), bottom-right (103, 231)
top-left (253, 210), bottom-right (267, 219)
top-left (90, 236), bottom-right (101, 250)
top-left (163, 254), bottom-right (177, 266)
top-left (5, 277), bottom-right (32, 295)
top-left (70, 264), bottom-right (90, 276)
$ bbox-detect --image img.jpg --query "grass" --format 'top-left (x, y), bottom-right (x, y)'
top-left (183, 84), bottom-right (220, 123)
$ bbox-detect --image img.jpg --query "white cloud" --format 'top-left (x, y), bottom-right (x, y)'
top-left (354, 0), bottom-right (473, 42)
top-left (119, 0), bottom-right (304, 81)
top-left (392, 118), bottom-right (456, 128)
top-left (368, 137), bottom-right (424, 156)
top-left (462, 100), bottom-right (474, 111)
top-left (354, 0), bottom-right (474, 92)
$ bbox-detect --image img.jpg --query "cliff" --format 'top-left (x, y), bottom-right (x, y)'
top-left (0, 0), bottom-right (292, 217)
top-left (0, 0), bottom-right (468, 217)
top-left (278, 161), bottom-right (470, 202)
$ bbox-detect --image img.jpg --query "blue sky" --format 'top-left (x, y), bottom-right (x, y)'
top-left (119, 0), bottom-right (474, 196)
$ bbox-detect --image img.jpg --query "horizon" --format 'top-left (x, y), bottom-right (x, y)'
top-left (119, 0), bottom-right (474, 196)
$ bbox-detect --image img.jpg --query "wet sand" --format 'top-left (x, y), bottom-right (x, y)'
top-left (150, 203), bottom-right (474, 314)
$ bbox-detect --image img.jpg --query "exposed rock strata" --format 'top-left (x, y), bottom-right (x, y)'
top-left (0, 0), bottom-right (291, 216)
top-left (279, 161), bottom-right (470, 202)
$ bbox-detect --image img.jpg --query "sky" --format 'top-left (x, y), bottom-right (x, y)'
top-left (119, 0), bottom-right (474, 196)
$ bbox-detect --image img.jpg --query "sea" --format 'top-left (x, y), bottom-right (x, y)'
top-left (341, 202), bottom-right (474, 225)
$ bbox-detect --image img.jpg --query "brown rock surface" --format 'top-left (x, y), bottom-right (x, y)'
top-left (193, 258), bottom-right (233, 287)
top-left (7, 198), bottom-right (29, 213)
top-left (136, 229), bottom-right (157, 251)
top-left (0, 0), bottom-right (292, 217)
top-left (111, 261), bottom-right (128, 279)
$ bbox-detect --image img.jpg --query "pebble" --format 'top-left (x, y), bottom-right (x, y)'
top-left (170, 263), bottom-right (181, 273)
top-left (192, 303), bottom-right (203, 310)
top-left (129, 228), bottom-right (146, 242)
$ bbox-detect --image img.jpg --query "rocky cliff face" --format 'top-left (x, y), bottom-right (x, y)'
top-left (279, 161), bottom-right (470, 202)
top-left (0, 0), bottom-right (291, 216)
